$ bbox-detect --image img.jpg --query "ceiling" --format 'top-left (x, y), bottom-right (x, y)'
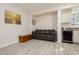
top-left (16, 3), bottom-right (79, 14)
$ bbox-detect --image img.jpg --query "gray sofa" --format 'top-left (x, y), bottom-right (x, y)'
top-left (32, 29), bottom-right (57, 42)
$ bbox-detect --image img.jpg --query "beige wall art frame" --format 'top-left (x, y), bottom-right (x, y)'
top-left (32, 19), bottom-right (36, 25)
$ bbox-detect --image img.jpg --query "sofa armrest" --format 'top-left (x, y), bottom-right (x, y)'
top-left (53, 31), bottom-right (57, 41)
top-left (32, 31), bottom-right (36, 34)
top-left (50, 31), bottom-right (57, 41)
top-left (53, 31), bottom-right (57, 36)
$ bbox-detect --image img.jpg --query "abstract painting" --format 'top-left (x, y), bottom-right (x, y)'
top-left (5, 10), bottom-right (21, 25)
top-left (32, 19), bottom-right (36, 25)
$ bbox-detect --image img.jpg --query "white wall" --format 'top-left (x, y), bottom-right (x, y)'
top-left (61, 8), bottom-right (72, 28)
top-left (0, 4), bottom-right (32, 48)
top-left (32, 13), bottom-right (57, 31)
top-left (36, 14), bottom-right (53, 29)
top-left (52, 14), bottom-right (57, 30)
top-left (61, 9), bottom-right (72, 23)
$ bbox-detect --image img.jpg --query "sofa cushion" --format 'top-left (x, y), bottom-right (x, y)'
top-left (45, 30), bottom-right (50, 35)
top-left (49, 29), bottom-right (56, 35)
top-left (36, 30), bottom-right (40, 34)
top-left (40, 30), bottom-right (45, 34)
top-left (49, 30), bottom-right (53, 35)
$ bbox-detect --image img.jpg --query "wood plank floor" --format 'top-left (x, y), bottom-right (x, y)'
top-left (0, 39), bottom-right (79, 55)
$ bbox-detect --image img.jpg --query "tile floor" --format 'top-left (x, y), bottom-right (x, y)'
top-left (0, 39), bottom-right (79, 55)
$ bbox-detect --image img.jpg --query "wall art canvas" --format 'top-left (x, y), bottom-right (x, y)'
top-left (32, 19), bottom-right (36, 25)
top-left (5, 10), bottom-right (21, 25)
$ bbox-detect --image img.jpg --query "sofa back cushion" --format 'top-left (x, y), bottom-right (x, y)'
top-left (49, 29), bottom-right (56, 35)
top-left (49, 30), bottom-right (53, 35)
top-left (40, 30), bottom-right (45, 34)
top-left (36, 30), bottom-right (44, 34)
top-left (36, 30), bottom-right (40, 34)
top-left (35, 29), bottom-right (56, 35)
top-left (45, 30), bottom-right (50, 35)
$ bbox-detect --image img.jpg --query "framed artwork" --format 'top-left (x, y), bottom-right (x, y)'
top-left (32, 19), bottom-right (36, 25)
top-left (5, 10), bottom-right (21, 25)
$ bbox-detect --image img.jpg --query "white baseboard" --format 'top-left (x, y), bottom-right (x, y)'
top-left (0, 41), bottom-right (18, 48)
